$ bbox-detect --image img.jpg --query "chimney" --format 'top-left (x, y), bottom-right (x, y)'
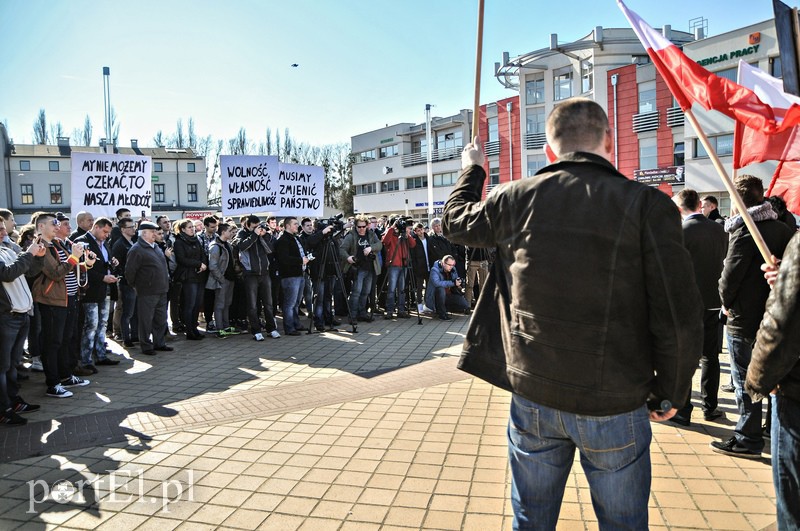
top-left (57, 136), bottom-right (70, 147)
top-left (131, 139), bottom-right (138, 148)
top-left (662, 25), bottom-right (672, 40)
top-left (694, 27), bottom-right (705, 40)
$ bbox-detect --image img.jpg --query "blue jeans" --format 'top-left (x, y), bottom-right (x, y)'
top-left (348, 268), bottom-right (372, 318)
top-left (81, 299), bottom-right (110, 365)
top-left (314, 276), bottom-right (335, 326)
top-left (728, 334), bottom-right (764, 452)
top-left (432, 287), bottom-right (470, 318)
top-left (508, 394), bottom-right (652, 530)
top-left (772, 395), bottom-right (800, 529)
top-left (281, 276), bottom-right (305, 333)
top-left (0, 312), bottom-right (29, 411)
top-left (119, 283), bottom-right (139, 342)
top-left (385, 266), bottom-right (406, 315)
top-left (180, 282), bottom-right (203, 335)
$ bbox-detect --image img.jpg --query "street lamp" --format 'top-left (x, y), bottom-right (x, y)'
top-left (425, 104), bottom-right (434, 220)
top-left (102, 67), bottom-right (112, 154)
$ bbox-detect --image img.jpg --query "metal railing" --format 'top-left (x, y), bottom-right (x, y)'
top-left (400, 145), bottom-right (462, 167)
top-left (484, 140), bottom-right (501, 156)
top-left (632, 110), bottom-right (660, 133)
top-left (525, 132), bottom-right (546, 150)
top-left (666, 106), bottom-right (684, 128)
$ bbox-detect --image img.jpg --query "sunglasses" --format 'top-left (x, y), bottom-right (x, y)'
top-left (356, 225), bottom-right (367, 229)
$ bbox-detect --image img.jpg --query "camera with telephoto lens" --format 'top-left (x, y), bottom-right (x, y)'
top-left (392, 215), bottom-right (414, 233)
top-left (315, 213), bottom-right (346, 236)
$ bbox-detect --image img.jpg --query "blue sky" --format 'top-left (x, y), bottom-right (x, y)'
top-left (0, 0), bottom-right (777, 148)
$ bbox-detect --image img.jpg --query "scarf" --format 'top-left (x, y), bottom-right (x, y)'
top-left (724, 202), bottom-right (777, 234)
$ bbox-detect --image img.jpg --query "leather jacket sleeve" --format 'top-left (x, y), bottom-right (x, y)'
top-left (746, 233), bottom-right (800, 401)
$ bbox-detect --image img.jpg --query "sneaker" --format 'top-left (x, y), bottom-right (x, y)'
top-left (269, 330), bottom-right (281, 339)
top-left (254, 333), bottom-right (265, 342)
top-left (721, 383), bottom-right (735, 393)
top-left (83, 364), bottom-right (99, 374)
top-left (12, 398), bottom-right (40, 414)
top-left (206, 321), bottom-right (216, 331)
top-left (0, 409), bottom-right (27, 425)
top-left (73, 366), bottom-right (94, 376)
top-left (96, 358), bottom-right (120, 366)
top-left (46, 384), bottom-right (73, 398)
top-left (417, 303), bottom-right (425, 313)
top-left (30, 357), bottom-right (44, 372)
top-left (224, 327), bottom-right (241, 334)
top-left (709, 437), bottom-right (762, 459)
top-left (61, 375), bottom-right (90, 388)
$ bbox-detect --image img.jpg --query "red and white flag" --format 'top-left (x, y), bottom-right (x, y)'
top-left (735, 61), bottom-right (800, 214)
top-left (617, 0), bottom-right (800, 134)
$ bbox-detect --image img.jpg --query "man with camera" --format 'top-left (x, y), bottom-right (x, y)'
top-left (426, 254), bottom-right (470, 321)
top-left (300, 218), bottom-right (337, 331)
top-left (381, 216), bottom-right (416, 319)
top-left (233, 215), bottom-right (280, 341)
top-left (340, 215), bottom-right (382, 322)
top-left (274, 217), bottom-right (310, 336)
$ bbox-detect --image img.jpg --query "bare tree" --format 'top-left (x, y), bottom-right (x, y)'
top-left (283, 127), bottom-right (292, 162)
top-left (265, 128), bottom-right (272, 156)
top-left (187, 117), bottom-right (197, 149)
top-left (71, 128), bottom-right (83, 146)
top-left (33, 108), bottom-right (47, 144)
top-left (228, 127), bottom-right (250, 155)
top-left (82, 115), bottom-right (92, 146)
top-left (173, 119), bottom-right (185, 148)
top-left (49, 121), bottom-right (64, 143)
top-left (275, 128), bottom-right (281, 161)
top-left (153, 130), bottom-right (166, 147)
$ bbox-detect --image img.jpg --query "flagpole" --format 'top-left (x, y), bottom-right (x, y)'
top-left (472, 0), bottom-right (485, 142)
top-left (685, 109), bottom-right (776, 265)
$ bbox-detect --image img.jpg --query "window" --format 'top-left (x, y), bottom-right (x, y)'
top-left (412, 137), bottom-right (428, 154)
top-left (355, 183), bottom-right (376, 195)
top-left (49, 184), bottom-right (62, 204)
top-left (49, 161), bottom-right (59, 171)
top-left (772, 56), bottom-right (783, 79)
top-left (187, 183), bottom-right (198, 202)
top-left (526, 107), bottom-right (545, 134)
top-left (20, 184), bottom-right (34, 205)
top-left (693, 134), bottom-right (734, 158)
top-left (154, 162), bottom-right (163, 172)
top-left (553, 66), bottom-right (573, 101)
top-left (437, 130), bottom-right (462, 151)
top-left (154, 184), bottom-right (165, 203)
top-left (673, 142), bottom-right (685, 166)
top-left (716, 67), bottom-right (737, 83)
top-left (354, 149), bottom-right (376, 163)
top-left (638, 81), bottom-right (657, 113)
top-left (527, 155), bottom-right (546, 177)
top-left (489, 163), bottom-right (500, 186)
top-left (379, 144), bottom-right (398, 158)
top-left (487, 117), bottom-right (499, 142)
top-left (19, 160), bottom-right (30, 171)
top-left (581, 59), bottom-right (593, 93)
top-left (434, 171), bottom-right (458, 187)
top-left (187, 162), bottom-right (196, 172)
top-left (380, 179), bottom-right (399, 193)
top-left (406, 176), bottom-right (428, 189)
top-left (526, 75), bottom-right (545, 105)
top-left (638, 137), bottom-right (658, 170)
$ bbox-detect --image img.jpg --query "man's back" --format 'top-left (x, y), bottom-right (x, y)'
top-left (682, 214), bottom-right (727, 309)
top-left (445, 152), bottom-right (702, 416)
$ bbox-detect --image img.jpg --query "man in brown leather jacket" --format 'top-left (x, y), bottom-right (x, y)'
top-left (443, 98), bottom-right (701, 529)
top-left (746, 232), bottom-right (800, 530)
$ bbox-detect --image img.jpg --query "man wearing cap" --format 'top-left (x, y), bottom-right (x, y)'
top-left (125, 222), bottom-right (172, 356)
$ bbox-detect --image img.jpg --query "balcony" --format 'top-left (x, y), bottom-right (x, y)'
top-left (666, 106), bottom-right (685, 127)
top-left (401, 145), bottom-right (462, 167)
top-left (484, 140), bottom-right (500, 156)
top-left (632, 110), bottom-right (659, 133)
top-left (525, 132), bottom-right (546, 150)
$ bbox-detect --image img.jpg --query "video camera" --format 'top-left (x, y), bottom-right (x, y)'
top-left (391, 215), bottom-right (414, 233)
top-left (315, 213), bottom-right (346, 236)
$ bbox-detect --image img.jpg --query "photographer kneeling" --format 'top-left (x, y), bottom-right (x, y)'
top-left (426, 255), bottom-right (469, 321)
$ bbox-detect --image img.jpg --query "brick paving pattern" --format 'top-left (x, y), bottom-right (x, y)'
top-left (0, 315), bottom-right (778, 529)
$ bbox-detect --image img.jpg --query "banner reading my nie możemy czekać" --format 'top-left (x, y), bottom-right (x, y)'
top-left (71, 152), bottom-right (152, 219)
top-left (220, 155), bottom-right (324, 217)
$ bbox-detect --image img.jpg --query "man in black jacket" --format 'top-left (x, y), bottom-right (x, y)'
top-left (443, 98), bottom-right (702, 529)
top-left (747, 232), bottom-right (800, 528)
top-left (670, 189), bottom-right (728, 425)
top-left (74, 218), bottom-right (121, 372)
top-left (275, 217), bottom-right (309, 335)
top-left (712, 174), bottom-right (795, 459)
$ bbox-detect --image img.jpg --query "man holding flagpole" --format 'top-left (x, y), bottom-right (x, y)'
top-left (444, 98), bottom-right (702, 529)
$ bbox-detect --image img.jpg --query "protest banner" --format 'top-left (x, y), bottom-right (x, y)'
top-left (71, 152), bottom-right (152, 219)
top-left (220, 155), bottom-right (324, 217)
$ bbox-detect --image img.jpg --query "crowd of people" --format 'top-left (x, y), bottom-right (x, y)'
top-left (0, 205), bottom-right (488, 425)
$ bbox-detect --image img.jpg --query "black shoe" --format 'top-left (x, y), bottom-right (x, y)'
top-left (438, 314), bottom-right (452, 321)
top-left (154, 346), bottom-right (174, 352)
top-left (12, 398), bottom-right (40, 414)
top-left (286, 331), bottom-right (301, 336)
top-left (397, 312), bottom-right (410, 319)
top-left (185, 333), bottom-right (203, 341)
top-left (703, 409), bottom-right (724, 421)
top-left (296, 326), bottom-right (308, 332)
top-left (331, 319), bottom-right (342, 325)
top-left (123, 340), bottom-right (136, 347)
top-left (710, 437), bottom-right (762, 459)
top-left (0, 409), bottom-right (27, 425)
top-left (667, 414), bottom-right (691, 427)
top-left (141, 350), bottom-right (157, 356)
top-left (315, 325), bottom-right (326, 332)
top-left (384, 314), bottom-right (394, 320)
top-left (96, 358), bottom-right (120, 366)
top-left (83, 364), bottom-right (99, 374)
top-left (721, 383), bottom-right (735, 393)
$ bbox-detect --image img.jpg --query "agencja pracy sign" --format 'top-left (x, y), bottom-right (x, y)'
top-left (71, 152), bottom-right (152, 219)
top-left (220, 155), bottom-right (324, 217)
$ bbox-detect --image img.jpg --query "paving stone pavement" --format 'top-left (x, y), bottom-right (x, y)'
top-left (0, 314), bottom-right (779, 530)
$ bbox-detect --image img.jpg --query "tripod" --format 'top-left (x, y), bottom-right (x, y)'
top-left (305, 233), bottom-right (358, 334)
top-left (378, 227), bottom-right (423, 325)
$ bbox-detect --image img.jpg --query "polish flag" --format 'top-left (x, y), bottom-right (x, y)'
top-left (617, 0), bottom-right (800, 134)
top-left (735, 61), bottom-right (800, 215)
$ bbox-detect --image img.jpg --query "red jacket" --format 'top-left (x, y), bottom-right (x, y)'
top-left (381, 227), bottom-right (416, 267)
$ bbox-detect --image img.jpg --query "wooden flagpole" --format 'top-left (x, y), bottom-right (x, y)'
top-left (685, 109), bottom-right (776, 265)
top-left (472, 0), bottom-right (485, 142)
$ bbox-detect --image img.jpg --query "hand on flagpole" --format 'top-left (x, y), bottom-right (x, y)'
top-left (462, 136), bottom-right (484, 170)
